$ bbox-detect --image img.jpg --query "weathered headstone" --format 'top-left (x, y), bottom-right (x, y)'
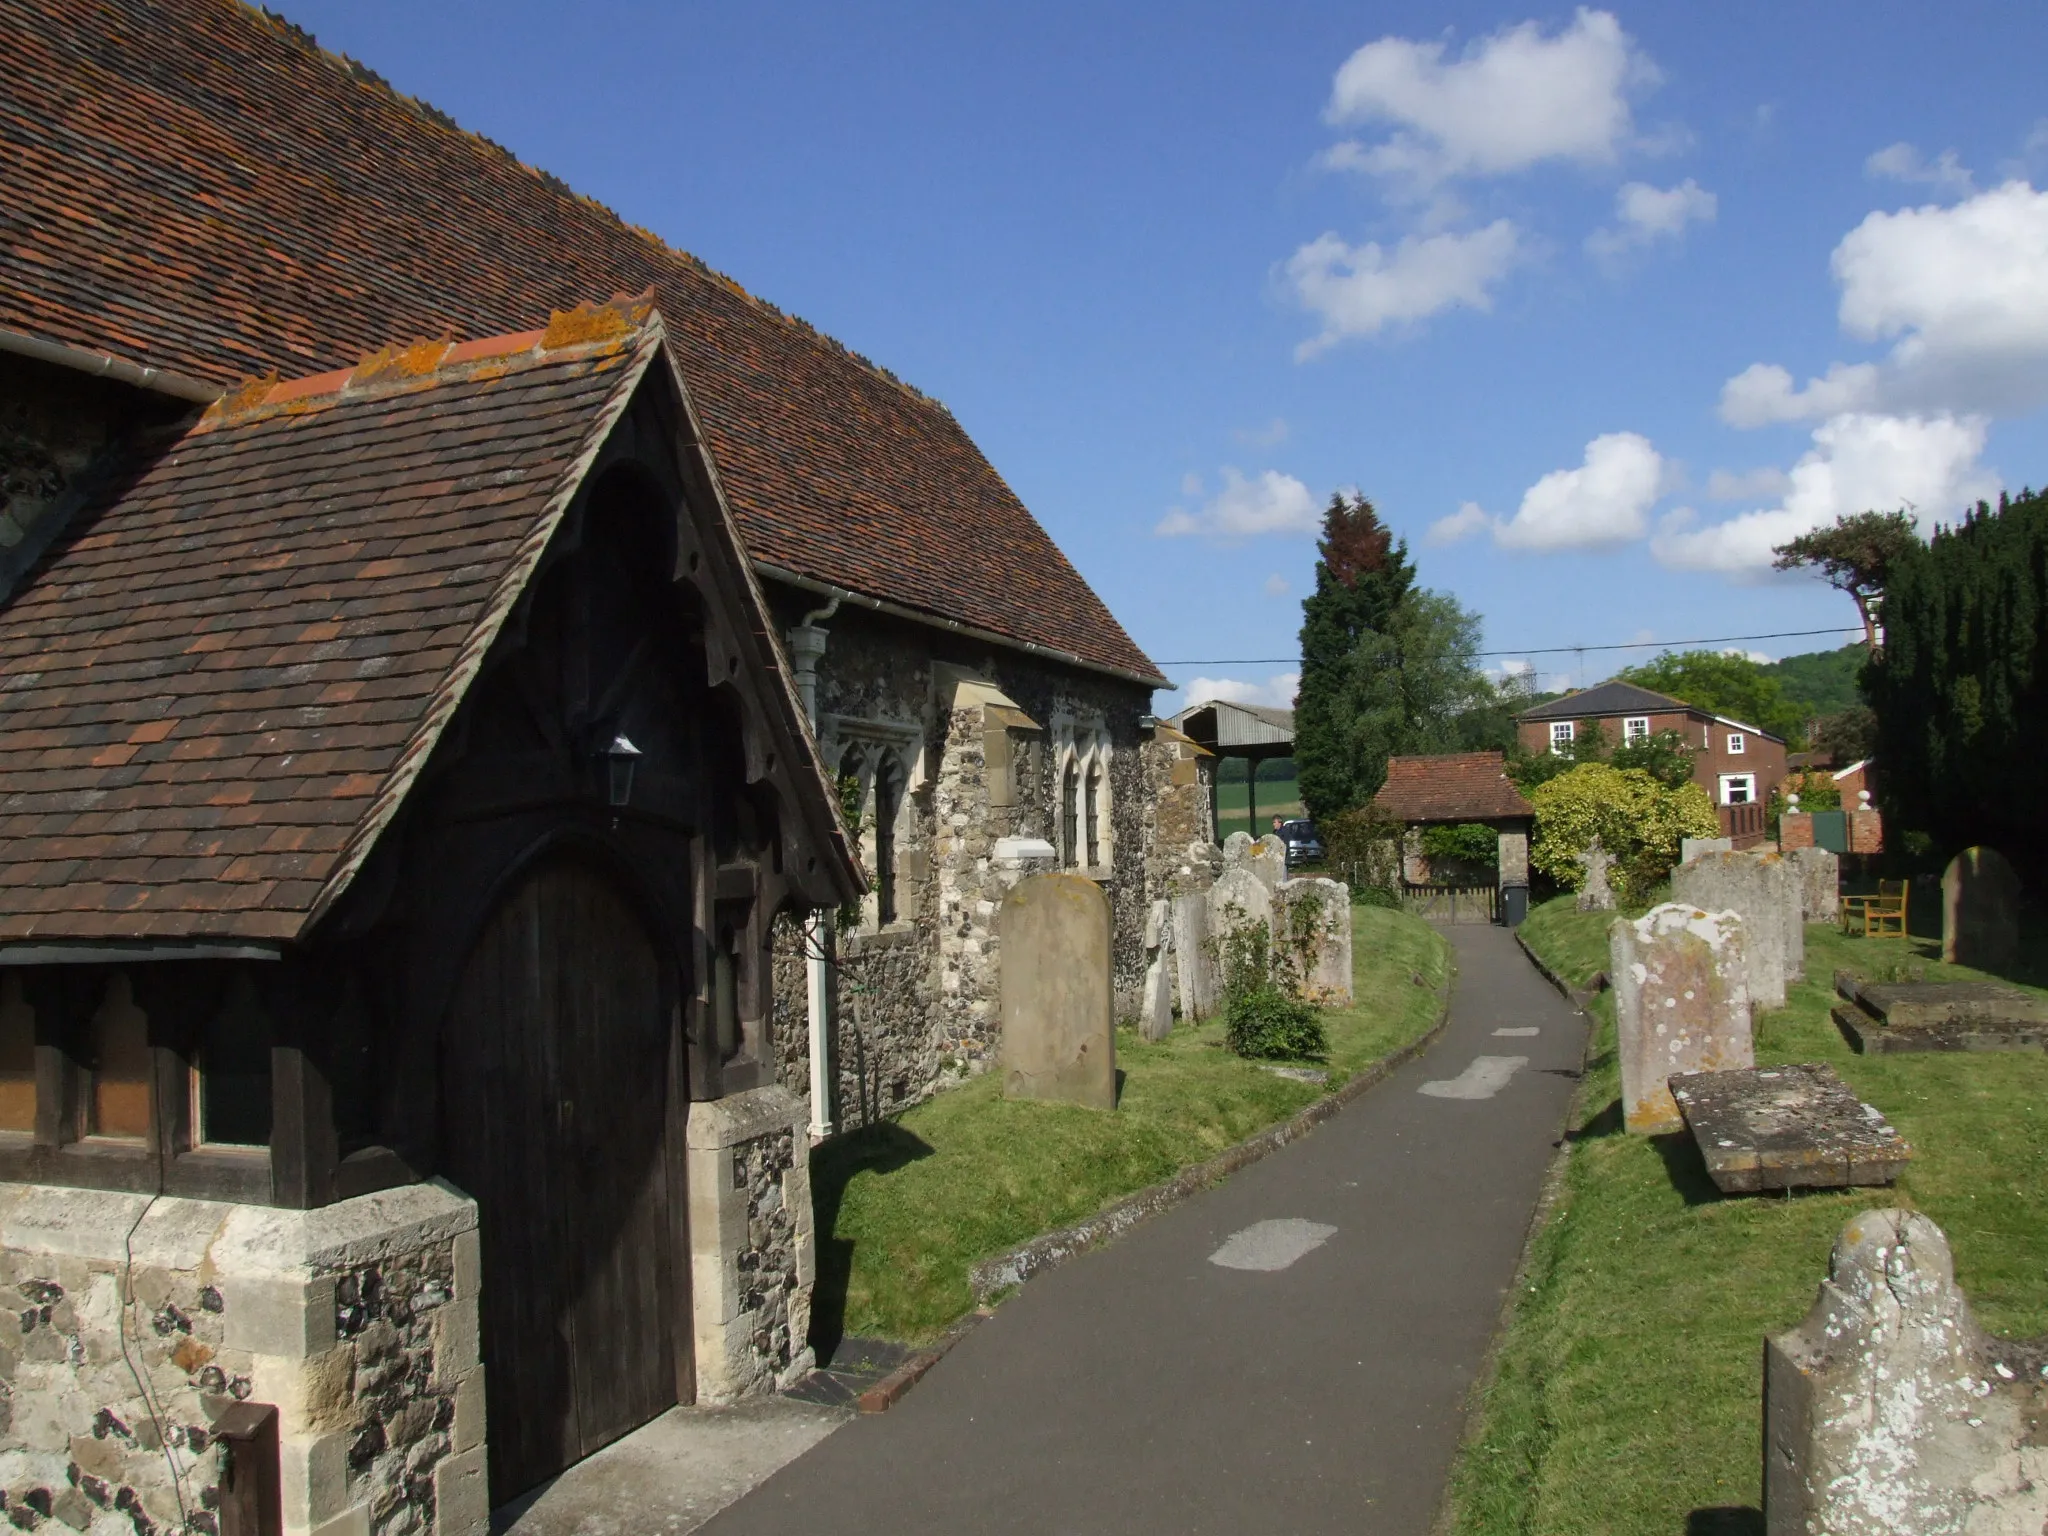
top-left (999, 873), bottom-right (1115, 1109)
top-left (1276, 876), bottom-right (1353, 1006)
top-left (1207, 866), bottom-right (1274, 992)
top-left (1139, 898), bottom-right (1175, 1042)
top-left (1943, 845), bottom-right (2021, 972)
top-left (1831, 970), bottom-right (2048, 1053)
top-left (1670, 851), bottom-right (1802, 1008)
top-left (1221, 830), bottom-right (1256, 867)
top-left (1172, 893), bottom-right (1218, 1021)
top-left (1575, 838), bottom-right (1615, 912)
top-left (1681, 835), bottom-right (1732, 864)
top-left (1765, 1210), bottom-right (2048, 1535)
top-left (1785, 845), bottom-right (1840, 924)
top-left (1609, 903), bottom-right (1753, 1135)
top-left (1668, 1063), bottom-right (1910, 1193)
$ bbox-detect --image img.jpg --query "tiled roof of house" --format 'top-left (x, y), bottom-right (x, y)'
top-left (1374, 752), bottom-right (1533, 824)
top-left (0, 310), bottom-right (794, 942)
top-left (1516, 681), bottom-right (1687, 722)
top-left (0, 0), bottom-right (1165, 686)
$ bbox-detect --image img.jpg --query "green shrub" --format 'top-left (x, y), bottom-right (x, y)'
top-left (1420, 821), bottom-right (1499, 867)
top-left (1528, 762), bottom-right (1720, 906)
top-left (1353, 884), bottom-right (1400, 909)
top-left (1225, 984), bottom-right (1328, 1061)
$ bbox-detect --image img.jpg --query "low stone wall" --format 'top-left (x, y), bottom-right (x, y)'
top-left (684, 1087), bottom-right (815, 1403)
top-left (0, 1179), bottom-right (484, 1536)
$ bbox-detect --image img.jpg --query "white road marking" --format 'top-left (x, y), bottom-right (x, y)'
top-left (1493, 1027), bottom-right (1540, 1037)
top-left (1208, 1218), bottom-right (1338, 1272)
top-left (1419, 1056), bottom-right (1529, 1100)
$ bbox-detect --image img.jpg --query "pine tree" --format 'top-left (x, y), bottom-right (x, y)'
top-left (1294, 493), bottom-right (1415, 820)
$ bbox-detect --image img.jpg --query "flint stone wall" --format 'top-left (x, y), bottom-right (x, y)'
top-left (0, 1179), bottom-right (485, 1536)
top-left (1943, 846), bottom-right (2022, 974)
top-left (1671, 851), bottom-right (1803, 1008)
top-left (1766, 1209), bottom-right (2048, 1535)
top-left (1610, 904), bottom-right (1753, 1135)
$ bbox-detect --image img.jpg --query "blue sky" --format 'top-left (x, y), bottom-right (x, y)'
top-left (280, 2), bottom-right (2048, 710)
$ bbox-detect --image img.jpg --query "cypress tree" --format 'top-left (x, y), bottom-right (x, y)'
top-left (1294, 492), bottom-right (1415, 820)
top-left (1866, 488), bottom-right (2048, 871)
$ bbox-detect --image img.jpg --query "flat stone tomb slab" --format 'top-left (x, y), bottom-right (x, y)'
top-left (1669, 1063), bottom-right (1911, 1193)
top-left (1832, 970), bottom-right (2048, 1054)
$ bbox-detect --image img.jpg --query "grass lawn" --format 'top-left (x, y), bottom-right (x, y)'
top-left (1213, 776), bottom-right (1304, 840)
top-left (1445, 895), bottom-right (2048, 1536)
top-left (811, 903), bottom-right (1453, 1345)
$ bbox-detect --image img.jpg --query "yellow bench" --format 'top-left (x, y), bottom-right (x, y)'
top-left (1842, 880), bottom-right (1908, 938)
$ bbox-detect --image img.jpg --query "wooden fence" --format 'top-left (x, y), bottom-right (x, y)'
top-left (1720, 800), bottom-right (1767, 850)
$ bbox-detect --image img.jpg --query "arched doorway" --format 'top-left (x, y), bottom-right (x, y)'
top-left (441, 851), bottom-right (689, 1501)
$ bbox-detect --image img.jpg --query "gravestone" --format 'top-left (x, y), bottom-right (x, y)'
top-left (1943, 846), bottom-right (2021, 972)
top-left (1669, 1063), bottom-right (1910, 1193)
top-left (1681, 836), bottom-right (1732, 864)
top-left (1765, 1210), bottom-right (2048, 1535)
top-left (999, 873), bottom-right (1115, 1109)
top-left (1207, 866), bottom-right (1275, 993)
top-left (1670, 851), bottom-right (1802, 1008)
top-left (1139, 898), bottom-right (1175, 1042)
top-left (1223, 830), bottom-right (1287, 894)
top-left (1221, 830), bottom-right (1256, 866)
top-left (1830, 970), bottom-right (2048, 1053)
top-left (1575, 838), bottom-right (1616, 912)
top-left (1276, 876), bottom-right (1353, 1006)
top-left (1786, 845), bottom-right (1840, 924)
top-left (1172, 894), bottom-right (1218, 1021)
top-left (1609, 903), bottom-right (1753, 1135)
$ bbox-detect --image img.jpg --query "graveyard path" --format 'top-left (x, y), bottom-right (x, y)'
top-left (705, 924), bottom-right (1588, 1536)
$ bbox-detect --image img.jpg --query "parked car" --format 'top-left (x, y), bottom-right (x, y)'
top-left (1276, 818), bottom-right (1323, 869)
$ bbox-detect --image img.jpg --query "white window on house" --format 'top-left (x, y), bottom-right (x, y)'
top-left (1719, 773), bottom-right (1757, 806)
top-left (1726, 732), bottom-right (1745, 755)
top-left (1623, 716), bottom-right (1650, 744)
top-left (1549, 721), bottom-right (1575, 753)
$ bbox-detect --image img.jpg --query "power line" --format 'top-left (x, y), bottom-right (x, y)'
top-left (1153, 625), bottom-right (1864, 668)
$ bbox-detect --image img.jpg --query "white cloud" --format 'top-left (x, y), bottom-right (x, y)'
top-left (1865, 142), bottom-right (1973, 196)
top-left (1427, 501), bottom-right (1493, 545)
top-left (1179, 672), bottom-right (1301, 712)
top-left (1652, 412), bottom-right (1997, 577)
top-left (1704, 466), bottom-right (1792, 502)
top-left (1324, 9), bottom-right (1655, 192)
top-left (1287, 221), bottom-right (1522, 356)
top-left (1262, 572), bottom-right (1291, 597)
top-left (1493, 432), bottom-right (1666, 551)
top-left (1155, 468), bottom-right (1319, 540)
top-left (1721, 181), bottom-right (2048, 422)
top-left (1586, 178), bottom-right (1716, 261)
top-left (1235, 418), bottom-right (1291, 448)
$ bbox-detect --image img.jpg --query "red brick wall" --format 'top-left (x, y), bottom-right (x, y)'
top-left (1517, 709), bottom-right (1787, 808)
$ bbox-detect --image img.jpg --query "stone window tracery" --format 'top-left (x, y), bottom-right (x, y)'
top-left (1049, 711), bottom-right (1113, 875)
top-left (827, 717), bottom-right (922, 930)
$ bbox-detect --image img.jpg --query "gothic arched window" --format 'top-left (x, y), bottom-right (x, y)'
top-left (1061, 761), bottom-right (1080, 869)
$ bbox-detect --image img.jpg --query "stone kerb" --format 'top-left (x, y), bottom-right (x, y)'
top-left (1786, 845), bottom-right (1840, 924)
top-left (0, 1178), bottom-right (486, 1536)
top-left (1670, 851), bottom-right (1801, 1009)
top-left (999, 873), bottom-right (1116, 1110)
top-left (1276, 876), bottom-right (1353, 1006)
top-left (1609, 904), bottom-right (1753, 1135)
top-left (1765, 1209), bottom-right (2048, 1535)
top-left (1944, 846), bottom-right (2022, 973)
top-left (1206, 866), bottom-right (1275, 995)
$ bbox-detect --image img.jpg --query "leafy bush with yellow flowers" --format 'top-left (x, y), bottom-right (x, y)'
top-left (1528, 762), bottom-right (1721, 904)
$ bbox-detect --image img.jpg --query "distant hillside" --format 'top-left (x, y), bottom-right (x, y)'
top-left (1765, 644), bottom-right (1866, 717)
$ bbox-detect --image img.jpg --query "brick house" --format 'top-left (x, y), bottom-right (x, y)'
top-left (1515, 681), bottom-right (1790, 825)
top-left (0, 0), bottom-right (1201, 1525)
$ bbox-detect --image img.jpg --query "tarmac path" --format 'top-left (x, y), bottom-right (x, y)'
top-left (705, 923), bottom-right (1589, 1536)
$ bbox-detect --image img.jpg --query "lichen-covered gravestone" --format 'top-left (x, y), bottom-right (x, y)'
top-left (1786, 845), bottom-right (1840, 924)
top-left (1207, 865), bottom-right (1275, 992)
top-left (1223, 830), bottom-right (1287, 894)
top-left (1172, 893), bottom-right (1218, 1021)
top-left (1670, 850), bottom-right (1802, 1008)
top-left (1276, 876), bottom-right (1353, 1005)
top-left (1576, 838), bottom-right (1616, 912)
top-left (999, 872), bottom-right (1115, 1109)
top-left (1765, 1210), bottom-right (2048, 1536)
top-left (1139, 898), bottom-right (1175, 1042)
top-left (1943, 845), bottom-right (2021, 972)
top-left (1681, 835), bottom-right (1733, 864)
top-left (1609, 904), bottom-right (1753, 1134)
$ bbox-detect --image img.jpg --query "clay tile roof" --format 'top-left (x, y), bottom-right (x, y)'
top-left (1516, 681), bottom-right (1686, 721)
top-left (0, 0), bottom-right (1165, 686)
top-left (0, 316), bottom-right (663, 943)
top-left (1373, 752), bottom-right (1533, 824)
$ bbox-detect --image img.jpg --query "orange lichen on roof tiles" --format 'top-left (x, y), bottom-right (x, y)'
top-left (353, 335), bottom-right (453, 385)
top-left (539, 290), bottom-right (655, 352)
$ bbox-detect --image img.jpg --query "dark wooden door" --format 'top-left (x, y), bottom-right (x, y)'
top-left (442, 853), bottom-right (686, 1501)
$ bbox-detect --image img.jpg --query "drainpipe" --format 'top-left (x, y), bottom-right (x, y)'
top-left (789, 593), bottom-right (842, 1141)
